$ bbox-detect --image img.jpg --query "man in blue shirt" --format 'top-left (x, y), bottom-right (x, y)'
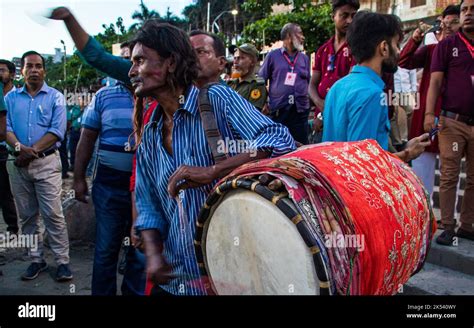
top-left (5, 51), bottom-right (72, 281)
top-left (128, 22), bottom-right (295, 295)
top-left (322, 12), bottom-right (430, 162)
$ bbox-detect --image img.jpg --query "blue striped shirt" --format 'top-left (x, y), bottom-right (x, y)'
top-left (135, 84), bottom-right (296, 295)
top-left (82, 83), bottom-right (135, 172)
top-left (6, 82), bottom-right (66, 149)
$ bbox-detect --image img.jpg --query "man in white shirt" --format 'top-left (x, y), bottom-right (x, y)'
top-left (390, 66), bottom-right (418, 149)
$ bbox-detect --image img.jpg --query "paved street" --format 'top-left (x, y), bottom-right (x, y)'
top-left (0, 199), bottom-right (471, 295)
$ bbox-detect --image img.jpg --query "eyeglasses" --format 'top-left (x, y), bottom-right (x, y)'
top-left (327, 54), bottom-right (335, 72)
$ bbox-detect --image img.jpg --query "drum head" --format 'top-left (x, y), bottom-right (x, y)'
top-left (203, 189), bottom-right (319, 295)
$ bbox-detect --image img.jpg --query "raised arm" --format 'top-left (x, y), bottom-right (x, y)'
top-left (399, 28), bottom-right (428, 69)
top-left (49, 7), bottom-right (132, 83)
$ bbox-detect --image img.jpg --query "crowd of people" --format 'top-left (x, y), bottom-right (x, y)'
top-left (0, 0), bottom-right (472, 295)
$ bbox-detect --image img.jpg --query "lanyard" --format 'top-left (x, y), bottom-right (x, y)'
top-left (458, 32), bottom-right (474, 59)
top-left (283, 51), bottom-right (299, 72)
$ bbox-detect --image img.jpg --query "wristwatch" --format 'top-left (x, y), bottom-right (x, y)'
top-left (317, 112), bottom-right (323, 121)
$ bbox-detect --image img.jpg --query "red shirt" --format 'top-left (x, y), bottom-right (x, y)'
top-left (312, 36), bottom-right (355, 110)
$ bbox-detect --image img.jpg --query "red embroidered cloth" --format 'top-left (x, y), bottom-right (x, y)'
top-left (224, 140), bottom-right (436, 295)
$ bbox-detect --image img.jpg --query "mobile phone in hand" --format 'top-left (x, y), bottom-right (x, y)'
top-left (429, 127), bottom-right (439, 141)
top-left (429, 117), bottom-right (439, 141)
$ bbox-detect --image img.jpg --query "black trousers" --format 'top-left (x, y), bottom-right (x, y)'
top-left (270, 105), bottom-right (309, 145)
top-left (68, 129), bottom-right (81, 168)
top-left (0, 151), bottom-right (18, 233)
top-left (59, 133), bottom-right (69, 175)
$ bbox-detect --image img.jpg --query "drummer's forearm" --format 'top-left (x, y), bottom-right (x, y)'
top-left (214, 151), bottom-right (270, 179)
top-left (141, 229), bottom-right (164, 256)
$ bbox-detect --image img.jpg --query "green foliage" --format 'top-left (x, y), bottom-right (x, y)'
top-left (129, 1), bottom-right (187, 32)
top-left (241, 3), bottom-right (334, 52)
top-left (183, 0), bottom-right (238, 31)
top-left (33, 0), bottom-right (335, 90)
top-left (182, 0), bottom-right (260, 40)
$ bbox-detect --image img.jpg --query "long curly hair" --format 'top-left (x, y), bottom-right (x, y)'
top-left (130, 21), bottom-right (199, 145)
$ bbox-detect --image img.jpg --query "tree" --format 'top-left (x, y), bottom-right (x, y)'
top-left (241, 3), bottom-right (334, 53)
top-left (182, 0), bottom-right (254, 36)
top-left (129, 2), bottom-right (188, 32)
top-left (96, 16), bottom-right (134, 50)
top-left (129, 0), bottom-right (160, 31)
top-left (162, 7), bottom-right (188, 29)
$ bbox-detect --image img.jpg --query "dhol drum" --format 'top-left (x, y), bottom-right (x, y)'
top-left (194, 140), bottom-right (436, 295)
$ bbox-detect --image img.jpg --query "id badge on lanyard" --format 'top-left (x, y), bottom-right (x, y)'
top-left (283, 52), bottom-right (299, 86)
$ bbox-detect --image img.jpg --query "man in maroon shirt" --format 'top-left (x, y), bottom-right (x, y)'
top-left (425, 0), bottom-right (474, 245)
top-left (308, 0), bottom-right (359, 134)
top-left (398, 5), bottom-right (460, 200)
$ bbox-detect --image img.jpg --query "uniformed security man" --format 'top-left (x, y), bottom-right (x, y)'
top-left (228, 44), bottom-right (268, 112)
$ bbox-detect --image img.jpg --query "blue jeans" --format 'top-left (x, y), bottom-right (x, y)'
top-left (91, 180), bottom-right (146, 295)
top-left (122, 246), bottom-right (147, 296)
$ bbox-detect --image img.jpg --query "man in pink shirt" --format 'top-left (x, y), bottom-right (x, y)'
top-left (425, 0), bottom-right (474, 245)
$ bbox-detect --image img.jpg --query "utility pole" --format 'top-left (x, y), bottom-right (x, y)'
top-left (60, 40), bottom-right (67, 92)
top-left (233, 12), bottom-right (237, 44)
top-left (207, 2), bottom-right (210, 32)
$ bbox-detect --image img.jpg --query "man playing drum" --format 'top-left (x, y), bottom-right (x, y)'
top-left (129, 21), bottom-right (296, 295)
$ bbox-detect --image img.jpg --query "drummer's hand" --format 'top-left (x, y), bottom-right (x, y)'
top-left (131, 227), bottom-right (144, 252)
top-left (168, 165), bottom-right (217, 198)
top-left (146, 253), bottom-right (174, 285)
